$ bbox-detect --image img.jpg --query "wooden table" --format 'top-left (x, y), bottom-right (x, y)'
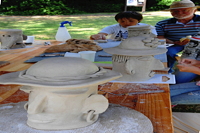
top-left (0, 40), bottom-right (173, 133)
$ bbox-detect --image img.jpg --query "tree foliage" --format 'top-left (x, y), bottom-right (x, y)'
top-left (0, 0), bottom-right (199, 15)
top-left (156, 0), bottom-right (200, 6)
top-left (156, 0), bottom-right (179, 6)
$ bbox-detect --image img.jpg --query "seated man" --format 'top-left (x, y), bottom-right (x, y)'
top-left (155, 0), bottom-right (200, 75)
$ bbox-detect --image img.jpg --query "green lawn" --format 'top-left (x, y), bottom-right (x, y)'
top-left (0, 11), bottom-right (171, 40)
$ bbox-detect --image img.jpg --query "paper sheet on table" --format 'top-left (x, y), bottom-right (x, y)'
top-left (111, 74), bottom-right (175, 84)
top-left (157, 43), bottom-right (174, 48)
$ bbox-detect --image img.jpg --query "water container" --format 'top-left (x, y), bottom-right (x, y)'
top-left (55, 21), bottom-right (72, 42)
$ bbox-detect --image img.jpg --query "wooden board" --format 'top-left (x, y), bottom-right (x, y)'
top-left (0, 71), bottom-right (28, 104)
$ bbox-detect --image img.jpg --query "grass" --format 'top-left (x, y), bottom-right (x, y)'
top-left (173, 105), bottom-right (200, 113)
top-left (0, 11), bottom-right (171, 40)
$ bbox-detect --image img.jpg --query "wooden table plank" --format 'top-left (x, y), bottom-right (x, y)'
top-left (98, 81), bottom-right (173, 133)
top-left (0, 85), bottom-right (21, 103)
top-left (0, 41), bottom-right (59, 71)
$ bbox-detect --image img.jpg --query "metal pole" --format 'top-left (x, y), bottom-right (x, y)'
top-left (124, 0), bottom-right (127, 11)
top-left (142, 0), bottom-right (147, 12)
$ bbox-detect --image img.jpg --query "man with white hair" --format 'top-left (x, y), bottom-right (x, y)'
top-left (155, 0), bottom-right (200, 77)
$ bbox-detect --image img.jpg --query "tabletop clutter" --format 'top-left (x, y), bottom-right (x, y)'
top-left (0, 24), bottom-right (172, 132)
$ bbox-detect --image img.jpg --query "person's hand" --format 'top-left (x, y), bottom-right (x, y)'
top-left (178, 58), bottom-right (200, 66)
top-left (90, 33), bottom-right (107, 40)
top-left (177, 62), bottom-right (195, 72)
top-left (177, 58), bottom-right (200, 75)
top-left (173, 39), bottom-right (190, 46)
top-left (177, 62), bottom-right (200, 74)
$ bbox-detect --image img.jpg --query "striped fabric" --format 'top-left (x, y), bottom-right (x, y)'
top-left (155, 14), bottom-right (200, 41)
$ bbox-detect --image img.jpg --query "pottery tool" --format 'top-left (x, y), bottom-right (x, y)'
top-left (0, 61), bottom-right (10, 68)
top-left (35, 54), bottom-right (65, 57)
top-left (98, 55), bottom-right (112, 57)
top-left (99, 89), bottom-right (165, 96)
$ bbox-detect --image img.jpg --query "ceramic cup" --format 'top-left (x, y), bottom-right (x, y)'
top-left (64, 52), bottom-right (81, 58)
top-left (78, 51), bottom-right (96, 62)
top-left (158, 39), bottom-right (166, 45)
top-left (26, 36), bottom-right (35, 43)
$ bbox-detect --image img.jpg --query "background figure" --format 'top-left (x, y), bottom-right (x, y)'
top-left (90, 11), bottom-right (157, 41)
top-left (170, 58), bottom-right (200, 105)
top-left (155, 0), bottom-right (200, 74)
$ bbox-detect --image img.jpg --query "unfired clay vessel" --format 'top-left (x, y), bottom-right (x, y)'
top-left (104, 25), bottom-right (167, 81)
top-left (0, 29), bottom-right (25, 49)
top-left (181, 33), bottom-right (200, 59)
top-left (0, 57), bottom-right (122, 130)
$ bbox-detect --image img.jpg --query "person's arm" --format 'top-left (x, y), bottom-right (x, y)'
top-left (90, 33), bottom-right (107, 40)
top-left (177, 63), bottom-right (200, 75)
top-left (90, 24), bottom-right (116, 40)
top-left (157, 36), bottom-right (174, 44)
top-left (177, 58), bottom-right (200, 75)
top-left (157, 35), bottom-right (190, 45)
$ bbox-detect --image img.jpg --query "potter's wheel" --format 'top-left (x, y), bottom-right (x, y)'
top-left (0, 102), bottom-right (153, 133)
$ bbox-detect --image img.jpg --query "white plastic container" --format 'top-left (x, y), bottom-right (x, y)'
top-left (78, 51), bottom-right (96, 62)
top-left (55, 21), bottom-right (72, 42)
top-left (26, 36), bottom-right (35, 43)
top-left (64, 52), bottom-right (81, 58)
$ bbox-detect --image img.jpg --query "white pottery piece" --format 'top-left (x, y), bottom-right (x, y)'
top-left (0, 57), bottom-right (122, 130)
top-left (0, 29), bottom-right (25, 49)
top-left (104, 24), bottom-right (167, 81)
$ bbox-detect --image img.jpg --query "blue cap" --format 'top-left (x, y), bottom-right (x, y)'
top-left (60, 21), bottom-right (72, 27)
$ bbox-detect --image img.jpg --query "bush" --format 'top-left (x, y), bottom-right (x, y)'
top-left (1, 0), bottom-right (199, 15)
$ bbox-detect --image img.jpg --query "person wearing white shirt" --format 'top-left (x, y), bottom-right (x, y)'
top-left (90, 11), bottom-right (157, 41)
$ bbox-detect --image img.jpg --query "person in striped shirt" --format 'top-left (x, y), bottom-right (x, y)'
top-left (155, 0), bottom-right (200, 83)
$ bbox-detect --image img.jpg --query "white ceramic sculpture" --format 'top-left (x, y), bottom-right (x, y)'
top-left (104, 24), bottom-right (167, 81)
top-left (0, 29), bottom-right (25, 49)
top-left (0, 57), bottom-right (122, 130)
top-left (181, 33), bottom-right (200, 59)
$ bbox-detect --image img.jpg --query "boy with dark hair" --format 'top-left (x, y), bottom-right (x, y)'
top-left (90, 11), bottom-right (156, 40)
